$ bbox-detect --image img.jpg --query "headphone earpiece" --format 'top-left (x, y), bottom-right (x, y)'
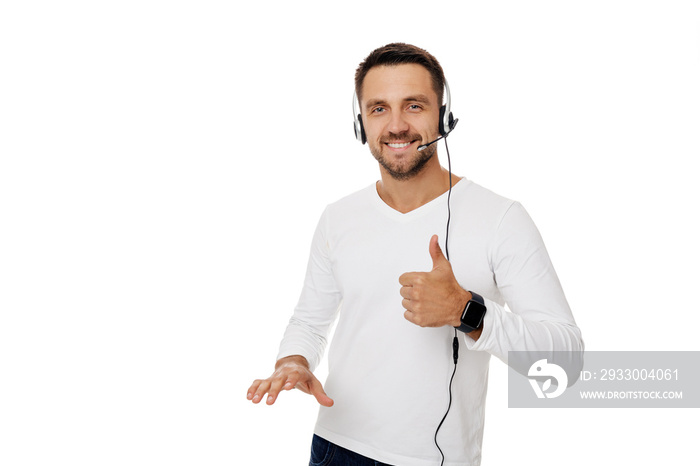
top-left (354, 113), bottom-right (367, 144)
top-left (352, 92), bottom-right (367, 144)
top-left (439, 105), bottom-right (455, 137)
top-left (439, 81), bottom-right (456, 137)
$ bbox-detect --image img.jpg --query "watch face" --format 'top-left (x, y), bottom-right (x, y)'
top-left (462, 301), bottom-right (487, 328)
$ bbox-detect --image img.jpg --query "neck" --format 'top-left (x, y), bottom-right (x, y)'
top-left (376, 155), bottom-right (458, 214)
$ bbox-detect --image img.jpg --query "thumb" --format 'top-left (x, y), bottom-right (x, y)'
top-left (309, 377), bottom-right (334, 407)
top-left (429, 234), bottom-right (448, 269)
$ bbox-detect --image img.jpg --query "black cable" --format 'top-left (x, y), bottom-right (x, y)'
top-left (444, 138), bottom-right (453, 262)
top-left (434, 136), bottom-right (458, 466)
top-left (434, 329), bottom-right (459, 466)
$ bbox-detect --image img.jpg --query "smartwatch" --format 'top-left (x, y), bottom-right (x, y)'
top-left (455, 291), bottom-right (487, 334)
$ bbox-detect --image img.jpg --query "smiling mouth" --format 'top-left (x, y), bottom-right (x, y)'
top-left (387, 142), bottom-right (411, 149)
top-left (381, 132), bottom-right (422, 151)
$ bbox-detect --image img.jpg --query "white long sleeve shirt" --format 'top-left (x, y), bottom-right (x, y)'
top-left (278, 179), bottom-right (583, 466)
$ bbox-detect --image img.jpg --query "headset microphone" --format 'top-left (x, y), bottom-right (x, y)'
top-left (417, 118), bottom-right (459, 151)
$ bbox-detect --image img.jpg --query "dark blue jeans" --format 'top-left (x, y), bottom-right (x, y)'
top-left (309, 434), bottom-right (394, 466)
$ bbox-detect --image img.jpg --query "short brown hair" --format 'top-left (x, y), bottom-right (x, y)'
top-left (354, 43), bottom-right (446, 104)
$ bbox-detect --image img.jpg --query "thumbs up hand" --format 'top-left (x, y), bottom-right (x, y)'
top-left (399, 235), bottom-right (471, 328)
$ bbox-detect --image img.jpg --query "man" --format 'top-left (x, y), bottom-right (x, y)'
top-left (247, 43), bottom-right (583, 465)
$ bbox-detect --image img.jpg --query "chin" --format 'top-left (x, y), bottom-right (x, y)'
top-left (371, 144), bottom-right (436, 181)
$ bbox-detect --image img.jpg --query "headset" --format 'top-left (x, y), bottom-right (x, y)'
top-left (352, 79), bottom-right (460, 466)
top-left (352, 81), bottom-right (457, 145)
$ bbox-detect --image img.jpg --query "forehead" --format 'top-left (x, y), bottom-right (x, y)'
top-left (361, 64), bottom-right (438, 106)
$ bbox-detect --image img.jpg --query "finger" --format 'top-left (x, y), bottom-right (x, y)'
top-left (247, 380), bottom-right (262, 400)
top-left (399, 285), bottom-right (414, 300)
top-left (399, 272), bottom-right (422, 286)
top-left (404, 309), bottom-right (417, 325)
top-left (282, 372), bottom-right (300, 391)
top-left (266, 377), bottom-right (286, 405)
top-left (250, 379), bottom-right (271, 404)
top-left (401, 297), bottom-right (412, 311)
top-left (308, 377), bottom-right (334, 407)
top-left (429, 234), bottom-right (447, 269)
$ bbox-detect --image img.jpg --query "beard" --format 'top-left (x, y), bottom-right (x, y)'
top-left (369, 131), bottom-right (437, 181)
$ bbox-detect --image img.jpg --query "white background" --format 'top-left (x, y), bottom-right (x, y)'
top-left (1, 1), bottom-right (699, 464)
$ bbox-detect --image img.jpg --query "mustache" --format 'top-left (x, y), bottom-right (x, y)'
top-left (379, 132), bottom-right (422, 144)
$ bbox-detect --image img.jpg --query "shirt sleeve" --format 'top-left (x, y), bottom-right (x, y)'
top-left (463, 201), bottom-right (584, 364)
top-left (276, 208), bottom-right (342, 372)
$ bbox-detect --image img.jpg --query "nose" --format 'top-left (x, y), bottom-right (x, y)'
top-left (386, 110), bottom-right (410, 135)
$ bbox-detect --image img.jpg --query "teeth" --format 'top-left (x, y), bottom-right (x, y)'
top-left (388, 142), bottom-right (411, 148)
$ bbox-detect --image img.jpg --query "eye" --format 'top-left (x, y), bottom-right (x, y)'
top-left (371, 107), bottom-right (386, 114)
top-left (407, 104), bottom-right (422, 112)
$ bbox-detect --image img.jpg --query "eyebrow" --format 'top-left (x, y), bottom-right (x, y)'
top-left (404, 94), bottom-right (432, 105)
top-left (364, 94), bottom-right (433, 111)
